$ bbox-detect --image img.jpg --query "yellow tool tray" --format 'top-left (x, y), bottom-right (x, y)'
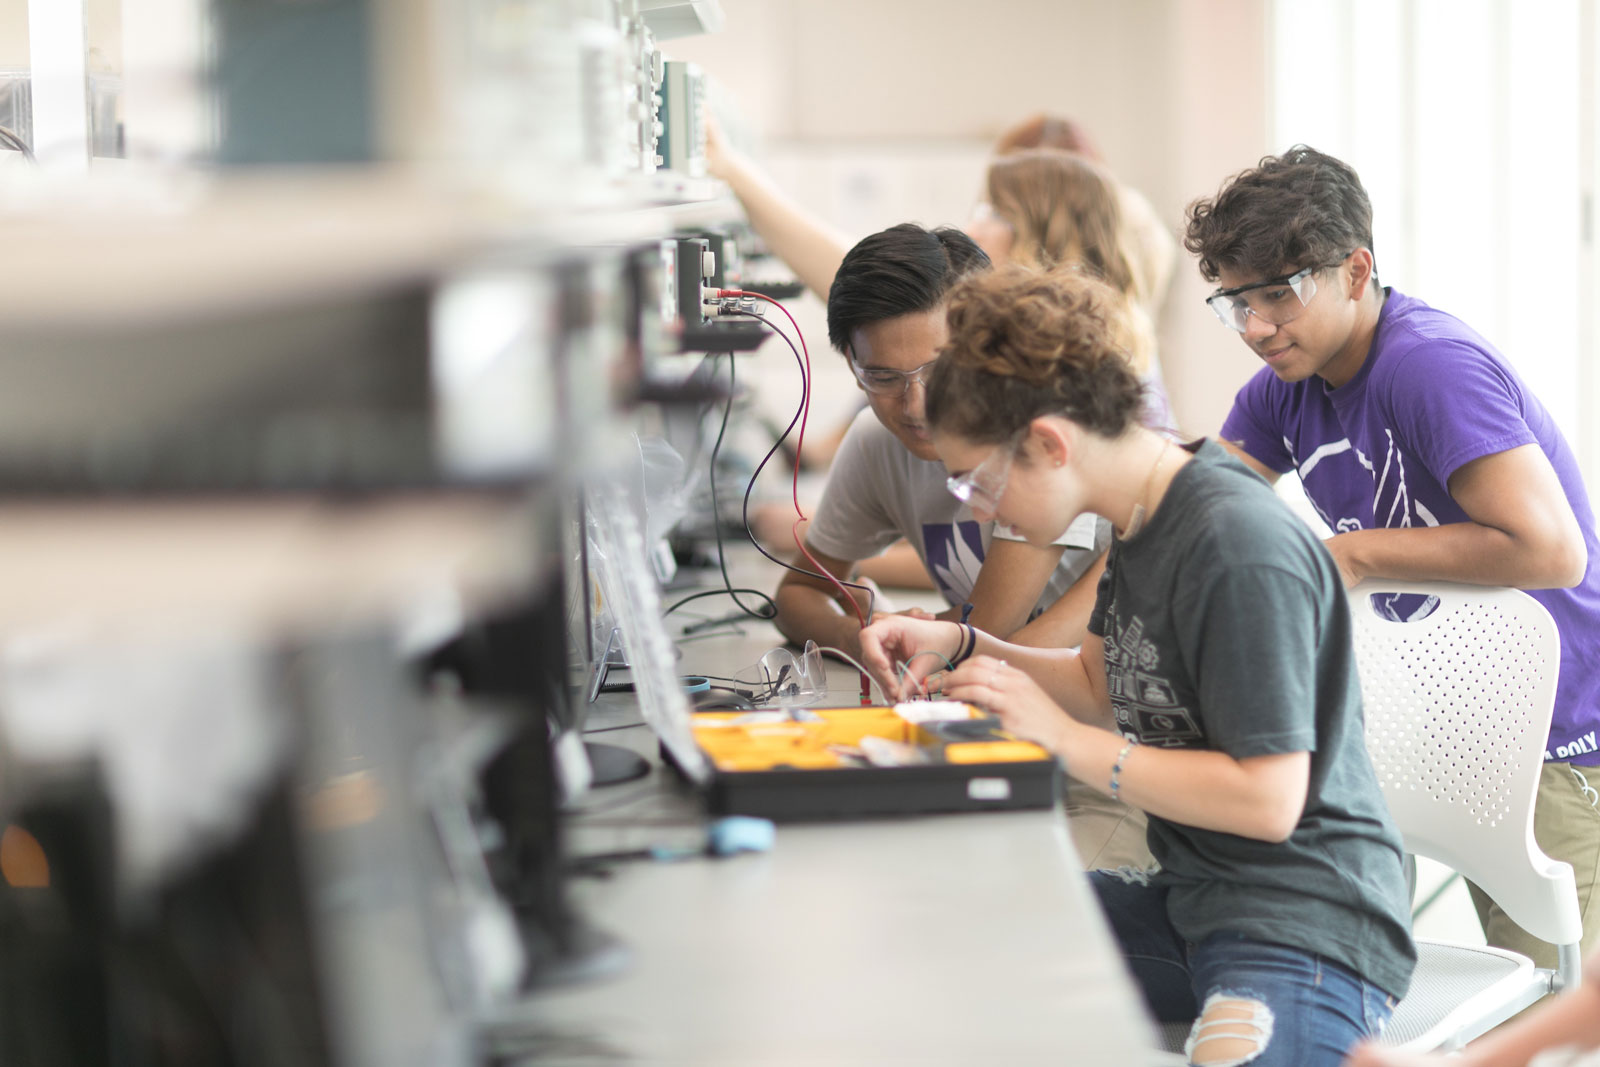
top-left (686, 704), bottom-right (1058, 820)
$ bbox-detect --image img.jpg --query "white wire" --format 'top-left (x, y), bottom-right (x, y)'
top-left (813, 646), bottom-right (891, 705)
top-left (811, 646), bottom-right (960, 704)
top-left (899, 650), bottom-right (957, 694)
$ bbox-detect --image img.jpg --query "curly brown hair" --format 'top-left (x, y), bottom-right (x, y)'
top-left (1184, 145), bottom-right (1373, 283)
top-left (926, 265), bottom-right (1145, 445)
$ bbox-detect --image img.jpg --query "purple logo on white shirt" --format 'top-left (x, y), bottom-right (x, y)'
top-left (921, 521), bottom-right (986, 603)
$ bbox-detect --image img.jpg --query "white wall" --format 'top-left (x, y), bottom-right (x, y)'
top-left (0, 0), bottom-right (26, 67)
top-left (668, 0), bottom-right (1274, 437)
top-left (87, 0), bottom-right (121, 74)
top-left (0, 0), bottom-right (120, 69)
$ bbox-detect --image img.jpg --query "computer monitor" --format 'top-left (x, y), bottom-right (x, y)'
top-left (576, 474), bottom-right (710, 787)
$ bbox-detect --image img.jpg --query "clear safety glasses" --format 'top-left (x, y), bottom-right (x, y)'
top-left (1205, 264), bottom-right (1325, 332)
top-left (945, 435), bottom-right (1021, 513)
top-left (849, 357), bottom-right (939, 398)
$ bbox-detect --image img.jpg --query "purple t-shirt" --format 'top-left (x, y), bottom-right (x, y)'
top-left (1221, 288), bottom-right (1600, 767)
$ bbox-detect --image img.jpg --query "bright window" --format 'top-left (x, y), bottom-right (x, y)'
top-left (1271, 0), bottom-right (1583, 460)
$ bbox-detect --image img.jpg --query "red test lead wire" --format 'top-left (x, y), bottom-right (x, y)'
top-left (722, 288), bottom-right (874, 704)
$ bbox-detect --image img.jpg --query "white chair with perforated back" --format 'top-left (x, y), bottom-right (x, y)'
top-left (1146, 578), bottom-right (1582, 1064)
top-left (1348, 579), bottom-right (1584, 1053)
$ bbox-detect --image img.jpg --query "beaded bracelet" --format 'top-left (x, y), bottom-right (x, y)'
top-left (1109, 739), bottom-right (1136, 800)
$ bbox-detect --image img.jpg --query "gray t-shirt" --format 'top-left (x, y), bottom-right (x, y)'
top-left (807, 408), bottom-right (1110, 611)
top-left (1088, 439), bottom-right (1417, 1000)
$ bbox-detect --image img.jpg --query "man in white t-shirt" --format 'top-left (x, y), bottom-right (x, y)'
top-left (775, 223), bottom-right (1112, 662)
top-left (774, 224), bottom-right (1142, 871)
top-left (806, 406), bottom-right (1105, 628)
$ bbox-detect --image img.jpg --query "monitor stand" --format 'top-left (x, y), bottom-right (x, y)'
top-left (584, 741), bottom-right (649, 786)
top-left (584, 628), bottom-right (651, 786)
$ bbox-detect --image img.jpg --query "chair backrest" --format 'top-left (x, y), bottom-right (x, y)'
top-left (1347, 580), bottom-right (1582, 947)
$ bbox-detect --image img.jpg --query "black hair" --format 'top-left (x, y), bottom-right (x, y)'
top-left (1184, 145), bottom-right (1375, 283)
top-left (825, 223), bottom-right (991, 354)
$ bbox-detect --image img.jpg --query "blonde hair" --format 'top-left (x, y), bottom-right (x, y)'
top-left (984, 149), bottom-right (1154, 374)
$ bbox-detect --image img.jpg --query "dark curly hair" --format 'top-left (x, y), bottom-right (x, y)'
top-left (1183, 145), bottom-right (1374, 283)
top-left (826, 223), bottom-right (990, 354)
top-left (926, 265), bottom-right (1145, 445)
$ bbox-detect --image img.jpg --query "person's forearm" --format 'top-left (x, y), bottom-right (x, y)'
top-left (1331, 522), bottom-right (1585, 590)
top-left (1451, 983), bottom-right (1600, 1067)
top-left (1011, 598), bottom-right (1088, 646)
top-left (960, 598), bottom-right (1036, 639)
top-left (1004, 553), bottom-right (1105, 648)
top-left (717, 148), bottom-right (851, 303)
top-left (774, 583), bottom-right (867, 659)
top-left (966, 541), bottom-right (1072, 639)
top-left (855, 542), bottom-right (936, 590)
top-left (1051, 722), bottom-right (1307, 842)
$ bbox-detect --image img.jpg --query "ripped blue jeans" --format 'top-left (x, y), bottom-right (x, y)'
top-left (1091, 873), bottom-right (1396, 1067)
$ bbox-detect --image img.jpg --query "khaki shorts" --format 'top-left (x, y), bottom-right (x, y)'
top-left (1063, 772), bottom-right (1153, 872)
top-left (1467, 760), bottom-right (1600, 967)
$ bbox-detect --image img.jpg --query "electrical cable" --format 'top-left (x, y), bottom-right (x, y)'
top-left (707, 313), bottom-right (870, 601)
top-left (674, 627), bottom-right (747, 645)
top-left (898, 650), bottom-right (958, 694)
top-left (732, 293), bottom-right (815, 517)
top-left (813, 645), bottom-right (891, 705)
top-left (726, 312), bottom-right (856, 587)
top-left (0, 125), bottom-right (35, 163)
top-left (582, 721), bottom-right (647, 735)
top-left (735, 292), bottom-right (874, 702)
top-left (663, 351), bottom-right (779, 623)
top-left (723, 295), bottom-right (858, 597)
top-left (719, 298), bottom-right (877, 703)
top-left (680, 608), bottom-right (754, 634)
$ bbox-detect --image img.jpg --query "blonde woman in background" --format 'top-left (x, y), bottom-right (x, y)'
top-left (967, 147), bottom-right (1175, 434)
top-left (990, 111), bottom-right (1178, 324)
top-left (710, 113), bottom-right (1180, 561)
top-left (710, 114), bottom-right (1175, 345)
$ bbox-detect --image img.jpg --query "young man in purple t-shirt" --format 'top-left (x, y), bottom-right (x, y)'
top-left (1184, 145), bottom-right (1600, 966)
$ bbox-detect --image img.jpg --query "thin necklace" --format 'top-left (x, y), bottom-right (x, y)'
top-left (1118, 438), bottom-right (1173, 541)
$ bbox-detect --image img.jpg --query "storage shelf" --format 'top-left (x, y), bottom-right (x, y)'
top-left (0, 166), bottom-right (738, 329)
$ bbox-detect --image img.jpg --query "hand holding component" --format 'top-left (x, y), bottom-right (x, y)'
top-left (858, 615), bottom-right (963, 701)
top-left (938, 655), bottom-right (1072, 759)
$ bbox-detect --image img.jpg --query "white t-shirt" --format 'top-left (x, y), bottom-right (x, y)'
top-left (806, 408), bottom-right (1110, 612)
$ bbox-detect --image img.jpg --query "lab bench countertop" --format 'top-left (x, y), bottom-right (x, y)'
top-left (498, 566), bottom-right (1163, 1065)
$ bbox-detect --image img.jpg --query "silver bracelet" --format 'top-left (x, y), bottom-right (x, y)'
top-left (1109, 739), bottom-right (1135, 800)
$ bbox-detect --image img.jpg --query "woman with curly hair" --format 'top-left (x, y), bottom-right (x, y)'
top-left (860, 264), bottom-right (1416, 1067)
